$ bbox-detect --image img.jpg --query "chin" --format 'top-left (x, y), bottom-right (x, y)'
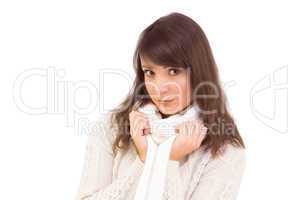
top-left (157, 104), bottom-right (178, 115)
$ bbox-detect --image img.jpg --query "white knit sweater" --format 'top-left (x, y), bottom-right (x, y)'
top-left (75, 111), bottom-right (246, 200)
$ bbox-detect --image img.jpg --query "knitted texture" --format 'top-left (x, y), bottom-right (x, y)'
top-left (75, 106), bottom-right (246, 200)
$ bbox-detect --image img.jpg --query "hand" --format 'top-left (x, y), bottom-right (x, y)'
top-left (129, 110), bottom-right (151, 162)
top-left (169, 119), bottom-right (208, 161)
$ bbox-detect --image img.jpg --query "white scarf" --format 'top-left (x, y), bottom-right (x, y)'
top-left (133, 101), bottom-right (201, 200)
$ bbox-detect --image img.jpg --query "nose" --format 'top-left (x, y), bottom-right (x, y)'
top-left (157, 81), bottom-right (171, 97)
top-left (159, 84), bottom-right (169, 95)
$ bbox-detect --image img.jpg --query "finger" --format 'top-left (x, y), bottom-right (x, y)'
top-left (192, 120), bottom-right (204, 142)
top-left (200, 126), bottom-right (208, 137)
top-left (175, 123), bottom-right (183, 134)
top-left (175, 124), bottom-right (185, 138)
top-left (197, 118), bottom-right (204, 126)
top-left (174, 124), bottom-right (180, 133)
top-left (131, 118), bottom-right (144, 138)
top-left (195, 135), bottom-right (203, 148)
top-left (143, 120), bottom-right (151, 135)
top-left (186, 121), bottom-right (195, 137)
top-left (195, 119), bottom-right (205, 135)
top-left (138, 120), bottom-right (151, 136)
top-left (132, 115), bottom-right (148, 126)
top-left (180, 123), bottom-right (188, 137)
top-left (132, 117), bottom-right (141, 132)
top-left (189, 121), bottom-right (199, 139)
top-left (190, 120), bottom-right (199, 136)
top-left (175, 121), bottom-right (191, 137)
top-left (197, 127), bottom-right (207, 146)
top-left (143, 128), bottom-right (151, 135)
top-left (133, 111), bottom-right (148, 118)
top-left (182, 121), bottom-right (192, 137)
top-left (129, 110), bottom-right (147, 118)
top-left (191, 123), bottom-right (202, 148)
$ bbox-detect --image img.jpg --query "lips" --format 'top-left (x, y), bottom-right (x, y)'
top-left (158, 99), bottom-right (174, 102)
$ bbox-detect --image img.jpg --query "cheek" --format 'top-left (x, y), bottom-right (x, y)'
top-left (177, 78), bottom-right (190, 95)
top-left (176, 78), bottom-right (192, 103)
top-left (145, 82), bottom-right (157, 96)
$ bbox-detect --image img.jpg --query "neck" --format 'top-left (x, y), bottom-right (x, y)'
top-left (159, 111), bottom-right (172, 119)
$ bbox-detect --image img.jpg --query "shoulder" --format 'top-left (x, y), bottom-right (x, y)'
top-left (87, 112), bottom-right (118, 151)
top-left (218, 143), bottom-right (246, 164)
top-left (205, 143), bottom-right (247, 174)
top-left (100, 111), bottom-right (118, 142)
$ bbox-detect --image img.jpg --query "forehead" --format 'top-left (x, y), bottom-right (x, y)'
top-left (140, 55), bottom-right (166, 70)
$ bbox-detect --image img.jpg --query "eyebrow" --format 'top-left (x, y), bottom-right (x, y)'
top-left (141, 65), bottom-right (153, 69)
top-left (144, 64), bottom-right (181, 69)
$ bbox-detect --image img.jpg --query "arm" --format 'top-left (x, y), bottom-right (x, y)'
top-left (162, 145), bottom-right (246, 200)
top-left (75, 113), bottom-right (145, 200)
top-left (189, 145), bottom-right (246, 200)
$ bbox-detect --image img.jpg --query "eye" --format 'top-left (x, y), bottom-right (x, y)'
top-left (143, 69), bottom-right (154, 77)
top-left (168, 68), bottom-right (181, 76)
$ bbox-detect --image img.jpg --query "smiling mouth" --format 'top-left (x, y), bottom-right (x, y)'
top-left (158, 99), bottom-right (174, 103)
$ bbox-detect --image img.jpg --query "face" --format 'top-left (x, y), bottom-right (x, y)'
top-left (140, 56), bottom-right (192, 115)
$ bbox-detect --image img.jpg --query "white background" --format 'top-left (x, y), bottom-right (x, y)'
top-left (0, 0), bottom-right (298, 199)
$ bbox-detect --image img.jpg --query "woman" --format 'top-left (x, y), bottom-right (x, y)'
top-left (75, 12), bottom-right (246, 200)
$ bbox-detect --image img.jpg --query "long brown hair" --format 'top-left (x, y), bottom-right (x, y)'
top-left (108, 12), bottom-right (245, 158)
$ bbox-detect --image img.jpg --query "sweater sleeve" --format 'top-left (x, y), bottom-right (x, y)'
top-left (163, 145), bottom-right (246, 200)
top-left (74, 113), bottom-right (145, 200)
top-left (189, 145), bottom-right (246, 200)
